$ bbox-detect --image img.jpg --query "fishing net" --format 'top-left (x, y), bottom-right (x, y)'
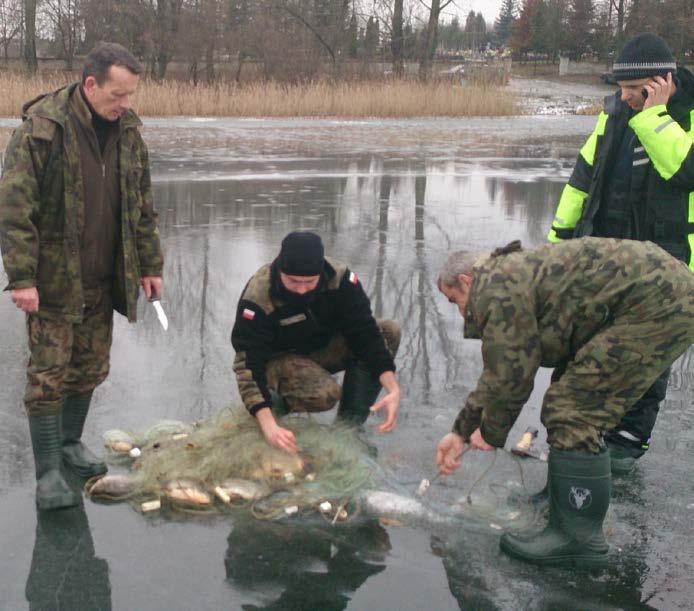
top-left (87, 408), bottom-right (376, 521)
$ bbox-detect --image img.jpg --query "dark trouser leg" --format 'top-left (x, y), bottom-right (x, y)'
top-left (62, 286), bottom-right (113, 477)
top-left (604, 366), bottom-right (670, 463)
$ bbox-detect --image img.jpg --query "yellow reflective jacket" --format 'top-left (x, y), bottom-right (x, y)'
top-left (549, 69), bottom-right (694, 271)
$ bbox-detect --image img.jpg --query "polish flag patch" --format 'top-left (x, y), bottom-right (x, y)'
top-left (242, 308), bottom-right (256, 320)
top-left (349, 272), bottom-right (359, 285)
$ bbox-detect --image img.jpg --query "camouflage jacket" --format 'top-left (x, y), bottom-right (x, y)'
top-left (452, 237), bottom-right (694, 446)
top-left (0, 83), bottom-right (163, 322)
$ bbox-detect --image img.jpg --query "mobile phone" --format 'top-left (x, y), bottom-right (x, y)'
top-left (641, 87), bottom-right (648, 100)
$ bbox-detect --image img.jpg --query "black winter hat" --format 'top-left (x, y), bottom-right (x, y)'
top-left (278, 231), bottom-right (325, 276)
top-left (612, 32), bottom-right (677, 81)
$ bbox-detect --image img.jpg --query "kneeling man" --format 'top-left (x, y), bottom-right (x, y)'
top-left (232, 231), bottom-right (401, 454)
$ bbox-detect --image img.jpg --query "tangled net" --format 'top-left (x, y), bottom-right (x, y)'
top-left (86, 408), bottom-right (375, 521)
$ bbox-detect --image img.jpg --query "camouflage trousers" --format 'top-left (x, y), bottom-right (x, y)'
top-left (265, 319), bottom-right (401, 413)
top-left (542, 273), bottom-right (694, 453)
top-left (24, 285), bottom-right (114, 416)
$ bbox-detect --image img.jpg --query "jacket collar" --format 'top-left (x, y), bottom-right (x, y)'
top-left (23, 82), bottom-right (142, 130)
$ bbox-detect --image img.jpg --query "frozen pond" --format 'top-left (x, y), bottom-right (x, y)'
top-left (0, 116), bottom-right (692, 610)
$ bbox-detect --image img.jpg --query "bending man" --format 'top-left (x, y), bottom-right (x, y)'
top-left (231, 231), bottom-right (401, 453)
top-left (436, 238), bottom-right (694, 566)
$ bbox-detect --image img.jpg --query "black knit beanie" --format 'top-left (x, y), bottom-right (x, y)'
top-left (278, 231), bottom-right (325, 276)
top-left (612, 32), bottom-right (677, 81)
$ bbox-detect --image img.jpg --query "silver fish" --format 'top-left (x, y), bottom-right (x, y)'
top-left (85, 474), bottom-right (136, 499)
top-left (358, 489), bottom-right (446, 524)
top-left (216, 478), bottom-right (271, 502)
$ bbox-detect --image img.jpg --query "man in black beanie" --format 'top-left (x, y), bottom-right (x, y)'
top-left (231, 231), bottom-right (401, 453)
top-left (547, 32), bottom-right (694, 474)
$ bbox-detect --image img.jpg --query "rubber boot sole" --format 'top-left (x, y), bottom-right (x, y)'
top-left (500, 536), bottom-right (608, 568)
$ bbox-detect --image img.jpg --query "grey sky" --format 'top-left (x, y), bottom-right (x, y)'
top-left (443, 0), bottom-right (504, 25)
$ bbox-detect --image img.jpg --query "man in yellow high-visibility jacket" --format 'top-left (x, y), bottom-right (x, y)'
top-left (548, 33), bottom-right (694, 474)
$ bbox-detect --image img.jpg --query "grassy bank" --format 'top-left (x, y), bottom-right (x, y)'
top-left (0, 72), bottom-right (519, 118)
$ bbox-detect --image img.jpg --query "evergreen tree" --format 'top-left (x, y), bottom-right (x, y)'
top-left (474, 13), bottom-right (487, 50)
top-left (566, 0), bottom-right (595, 59)
top-left (493, 0), bottom-right (518, 47)
top-left (348, 11), bottom-right (358, 58)
top-left (364, 15), bottom-right (379, 56)
top-left (530, 0), bottom-right (550, 55)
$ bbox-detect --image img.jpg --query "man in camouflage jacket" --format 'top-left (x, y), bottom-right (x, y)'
top-left (436, 238), bottom-right (694, 566)
top-left (0, 43), bottom-right (164, 510)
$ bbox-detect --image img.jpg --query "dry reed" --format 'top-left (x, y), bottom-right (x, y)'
top-left (0, 72), bottom-right (519, 118)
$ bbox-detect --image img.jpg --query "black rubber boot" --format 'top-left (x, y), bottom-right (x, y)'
top-left (336, 363), bottom-right (382, 426)
top-left (62, 392), bottom-right (107, 479)
top-left (269, 389), bottom-right (290, 417)
top-left (29, 414), bottom-right (81, 511)
top-left (500, 449), bottom-right (611, 567)
top-left (605, 432), bottom-right (646, 475)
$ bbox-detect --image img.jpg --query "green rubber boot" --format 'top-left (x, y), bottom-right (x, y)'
top-left (29, 414), bottom-right (81, 511)
top-left (500, 449), bottom-right (611, 567)
top-left (62, 392), bottom-right (107, 479)
top-left (336, 363), bottom-right (382, 426)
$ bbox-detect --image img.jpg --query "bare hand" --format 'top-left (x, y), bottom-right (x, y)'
top-left (141, 276), bottom-right (163, 300)
top-left (436, 432), bottom-right (466, 476)
top-left (11, 287), bottom-right (39, 313)
top-left (256, 408), bottom-right (298, 454)
top-left (643, 72), bottom-right (676, 109)
top-left (469, 427), bottom-right (494, 451)
top-left (370, 387), bottom-right (400, 433)
top-left (263, 423), bottom-right (298, 454)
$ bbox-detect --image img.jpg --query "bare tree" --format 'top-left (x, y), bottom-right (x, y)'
top-left (273, 0), bottom-right (351, 71)
top-left (43, 0), bottom-right (83, 70)
top-left (179, 0), bottom-right (222, 82)
top-left (148, 0), bottom-right (184, 79)
top-left (0, 0), bottom-right (22, 62)
top-left (24, 0), bottom-right (37, 73)
top-left (391, 0), bottom-right (404, 75)
top-left (418, 0), bottom-right (454, 81)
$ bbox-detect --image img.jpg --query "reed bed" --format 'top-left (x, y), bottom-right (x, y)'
top-left (0, 72), bottom-right (519, 118)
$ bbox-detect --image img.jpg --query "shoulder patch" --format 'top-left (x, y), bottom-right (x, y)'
top-left (31, 116), bottom-right (57, 142)
top-left (242, 265), bottom-right (275, 314)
